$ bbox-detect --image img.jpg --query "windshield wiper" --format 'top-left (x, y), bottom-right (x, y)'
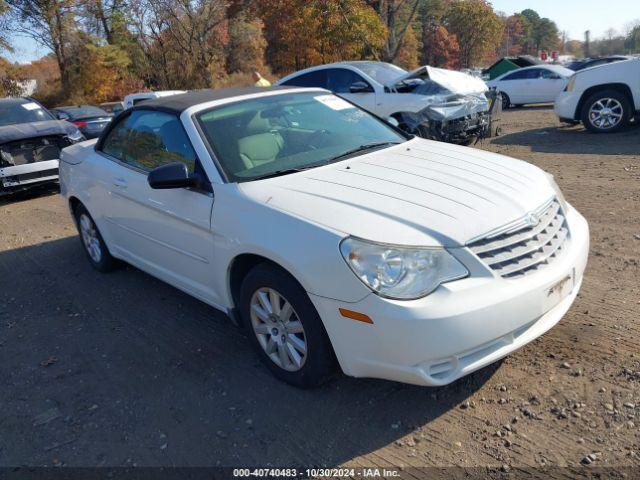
top-left (327, 141), bottom-right (401, 163)
top-left (252, 166), bottom-right (316, 180)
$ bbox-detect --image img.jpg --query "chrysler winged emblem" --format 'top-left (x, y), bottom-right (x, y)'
top-left (525, 212), bottom-right (540, 227)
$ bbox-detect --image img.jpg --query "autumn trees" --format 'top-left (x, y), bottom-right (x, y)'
top-left (130, 0), bottom-right (228, 88)
top-left (2, 0), bottom-right (638, 106)
top-left (443, 0), bottom-right (503, 69)
top-left (260, 0), bottom-right (386, 73)
top-left (6, 0), bottom-right (78, 93)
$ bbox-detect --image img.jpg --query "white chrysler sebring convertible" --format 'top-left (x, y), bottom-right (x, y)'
top-left (60, 87), bottom-right (589, 388)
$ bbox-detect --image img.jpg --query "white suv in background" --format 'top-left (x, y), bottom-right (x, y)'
top-left (555, 57), bottom-right (640, 132)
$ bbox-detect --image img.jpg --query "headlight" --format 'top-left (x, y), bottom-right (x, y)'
top-left (66, 128), bottom-right (85, 143)
top-left (565, 75), bottom-right (576, 92)
top-left (339, 237), bottom-right (468, 300)
top-left (547, 174), bottom-right (568, 212)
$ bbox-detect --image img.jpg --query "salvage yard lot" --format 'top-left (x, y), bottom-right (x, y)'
top-left (0, 107), bottom-right (638, 472)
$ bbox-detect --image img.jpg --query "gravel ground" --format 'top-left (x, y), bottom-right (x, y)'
top-left (0, 107), bottom-right (638, 475)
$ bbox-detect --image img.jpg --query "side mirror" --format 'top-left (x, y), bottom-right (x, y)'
top-left (349, 81), bottom-right (373, 93)
top-left (57, 112), bottom-right (70, 120)
top-left (386, 116), bottom-right (400, 127)
top-left (147, 162), bottom-right (199, 189)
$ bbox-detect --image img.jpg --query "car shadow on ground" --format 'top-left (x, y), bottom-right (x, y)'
top-left (492, 121), bottom-right (640, 156)
top-left (0, 236), bottom-right (501, 467)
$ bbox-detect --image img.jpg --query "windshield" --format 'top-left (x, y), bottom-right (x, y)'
top-left (396, 78), bottom-right (452, 96)
top-left (351, 62), bottom-right (407, 86)
top-left (57, 105), bottom-right (109, 118)
top-left (0, 100), bottom-right (55, 127)
top-left (196, 92), bottom-right (406, 182)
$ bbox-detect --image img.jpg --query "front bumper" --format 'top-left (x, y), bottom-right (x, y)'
top-left (411, 112), bottom-right (490, 144)
top-left (0, 160), bottom-right (60, 193)
top-left (310, 205), bottom-right (589, 386)
top-left (554, 91), bottom-right (581, 121)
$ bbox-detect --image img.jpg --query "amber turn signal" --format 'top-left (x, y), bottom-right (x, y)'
top-left (339, 308), bottom-right (373, 324)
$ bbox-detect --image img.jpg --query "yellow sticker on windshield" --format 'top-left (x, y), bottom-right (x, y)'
top-left (314, 95), bottom-right (354, 111)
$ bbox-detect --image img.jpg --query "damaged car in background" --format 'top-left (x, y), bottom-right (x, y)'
top-left (0, 97), bottom-right (84, 195)
top-left (277, 61), bottom-right (501, 145)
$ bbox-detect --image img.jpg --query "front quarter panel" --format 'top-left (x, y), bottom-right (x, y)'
top-left (210, 184), bottom-right (372, 307)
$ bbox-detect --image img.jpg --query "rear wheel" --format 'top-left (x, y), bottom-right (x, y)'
top-left (581, 89), bottom-right (631, 133)
top-left (239, 263), bottom-right (334, 388)
top-left (74, 204), bottom-right (117, 272)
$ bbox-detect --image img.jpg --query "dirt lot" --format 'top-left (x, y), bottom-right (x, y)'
top-left (0, 107), bottom-right (638, 476)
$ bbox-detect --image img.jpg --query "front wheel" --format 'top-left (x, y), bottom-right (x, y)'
top-left (581, 90), bottom-right (631, 133)
top-left (500, 92), bottom-right (511, 109)
top-left (239, 264), bottom-right (335, 388)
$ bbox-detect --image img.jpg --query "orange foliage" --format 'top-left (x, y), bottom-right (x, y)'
top-left (395, 26), bottom-right (419, 70)
top-left (259, 0), bottom-right (386, 73)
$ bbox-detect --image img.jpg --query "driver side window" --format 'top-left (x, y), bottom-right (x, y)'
top-left (503, 70), bottom-right (528, 81)
top-left (540, 69), bottom-right (560, 79)
top-left (101, 110), bottom-right (196, 173)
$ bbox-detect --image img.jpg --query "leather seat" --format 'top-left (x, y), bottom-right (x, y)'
top-left (238, 132), bottom-right (284, 169)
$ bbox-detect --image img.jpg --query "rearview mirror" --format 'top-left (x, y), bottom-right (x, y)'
top-left (349, 81), bottom-right (373, 94)
top-left (147, 162), bottom-right (200, 189)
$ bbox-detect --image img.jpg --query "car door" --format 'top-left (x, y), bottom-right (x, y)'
top-left (324, 68), bottom-right (377, 112)
top-left (518, 68), bottom-right (558, 103)
top-left (496, 69), bottom-right (532, 104)
top-left (97, 109), bottom-right (218, 304)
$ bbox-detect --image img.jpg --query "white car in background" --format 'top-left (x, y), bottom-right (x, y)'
top-left (123, 90), bottom-right (186, 110)
top-left (60, 87), bottom-right (589, 388)
top-left (487, 65), bottom-right (574, 108)
top-left (555, 57), bottom-right (640, 132)
top-left (277, 61), bottom-right (493, 144)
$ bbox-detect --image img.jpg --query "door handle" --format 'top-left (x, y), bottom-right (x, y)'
top-left (113, 178), bottom-right (127, 188)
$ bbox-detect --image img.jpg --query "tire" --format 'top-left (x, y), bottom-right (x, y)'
top-left (500, 92), bottom-right (511, 109)
top-left (73, 204), bottom-right (118, 272)
top-left (239, 263), bottom-right (335, 388)
top-left (581, 89), bottom-right (631, 133)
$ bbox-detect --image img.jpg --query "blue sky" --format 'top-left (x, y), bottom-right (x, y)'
top-left (491, 0), bottom-right (638, 40)
top-left (6, 36), bottom-right (46, 63)
top-left (5, 0), bottom-right (639, 63)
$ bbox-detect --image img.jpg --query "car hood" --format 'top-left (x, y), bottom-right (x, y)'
top-left (391, 65), bottom-right (488, 95)
top-left (239, 139), bottom-right (555, 247)
top-left (0, 120), bottom-right (78, 144)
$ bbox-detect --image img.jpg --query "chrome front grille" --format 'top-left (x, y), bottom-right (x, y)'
top-left (468, 198), bottom-right (569, 278)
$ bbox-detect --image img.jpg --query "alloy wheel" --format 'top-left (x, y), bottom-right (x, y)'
top-left (249, 287), bottom-right (307, 371)
top-left (79, 213), bottom-right (102, 263)
top-left (589, 98), bottom-right (624, 130)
